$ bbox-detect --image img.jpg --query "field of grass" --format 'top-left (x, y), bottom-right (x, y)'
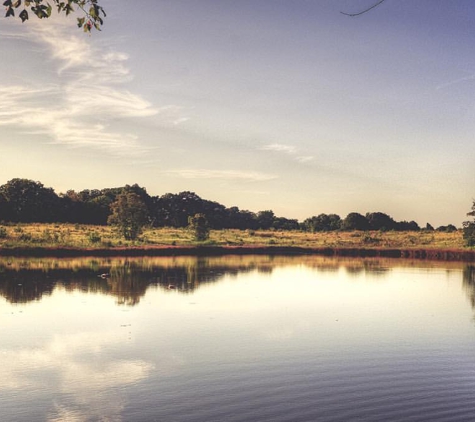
top-left (0, 223), bottom-right (466, 250)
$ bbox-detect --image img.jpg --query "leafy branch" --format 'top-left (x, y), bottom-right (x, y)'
top-left (3, 0), bottom-right (105, 32)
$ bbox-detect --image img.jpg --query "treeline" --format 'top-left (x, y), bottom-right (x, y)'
top-left (302, 213), bottom-right (456, 233)
top-left (0, 178), bottom-right (456, 232)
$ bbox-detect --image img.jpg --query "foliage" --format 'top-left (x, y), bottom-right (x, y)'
top-left (464, 202), bottom-right (475, 247)
top-left (0, 177), bottom-right (460, 236)
top-left (108, 192), bottom-right (149, 240)
top-left (436, 224), bottom-right (457, 233)
top-left (153, 191), bottom-right (227, 229)
top-left (0, 178), bottom-right (60, 222)
top-left (3, 0), bottom-right (105, 32)
top-left (87, 231), bottom-right (101, 243)
top-left (366, 212), bottom-right (396, 231)
top-left (256, 210), bottom-right (275, 230)
top-left (272, 216), bottom-right (300, 231)
top-left (341, 212), bottom-right (369, 231)
top-left (188, 213), bottom-right (210, 241)
top-left (464, 222), bottom-right (475, 247)
top-left (225, 207), bottom-right (258, 230)
top-left (302, 214), bottom-right (342, 232)
top-left (396, 220), bottom-right (420, 231)
top-left (0, 226), bottom-right (7, 239)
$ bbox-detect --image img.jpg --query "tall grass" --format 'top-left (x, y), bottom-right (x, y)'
top-left (0, 223), bottom-right (466, 250)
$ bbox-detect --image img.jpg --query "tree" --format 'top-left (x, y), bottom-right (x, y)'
top-left (4, 0), bottom-right (105, 33)
top-left (108, 192), bottom-right (149, 240)
top-left (341, 212), bottom-right (369, 231)
top-left (465, 226), bottom-right (475, 247)
top-left (436, 224), bottom-right (457, 233)
top-left (272, 217), bottom-right (299, 231)
top-left (224, 207), bottom-right (258, 230)
top-left (256, 210), bottom-right (275, 230)
top-left (463, 202), bottom-right (475, 246)
top-left (188, 213), bottom-right (210, 241)
top-left (0, 178), bottom-right (60, 222)
top-left (396, 220), bottom-right (420, 231)
top-left (0, 191), bottom-right (8, 222)
top-left (366, 212), bottom-right (396, 231)
top-left (302, 214), bottom-right (342, 232)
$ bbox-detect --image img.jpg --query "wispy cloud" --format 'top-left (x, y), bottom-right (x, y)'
top-left (173, 117), bottom-right (190, 125)
top-left (0, 21), bottom-right (173, 157)
top-left (296, 156), bottom-right (314, 163)
top-left (167, 169), bottom-right (277, 182)
top-left (259, 143), bottom-right (314, 163)
top-left (260, 143), bottom-right (297, 154)
top-left (436, 72), bottom-right (475, 90)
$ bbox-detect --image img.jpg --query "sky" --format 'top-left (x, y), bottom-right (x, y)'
top-left (0, 0), bottom-right (474, 226)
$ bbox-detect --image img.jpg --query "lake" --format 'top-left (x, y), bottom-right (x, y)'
top-left (2, 255), bottom-right (475, 422)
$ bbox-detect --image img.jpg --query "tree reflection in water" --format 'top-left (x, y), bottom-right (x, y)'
top-left (462, 265), bottom-right (475, 309)
top-left (0, 256), bottom-right (472, 306)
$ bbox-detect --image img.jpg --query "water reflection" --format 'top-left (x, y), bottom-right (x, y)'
top-left (3, 255), bottom-right (475, 422)
top-left (0, 255), bottom-right (468, 306)
top-left (0, 329), bottom-right (154, 421)
top-left (462, 264), bottom-right (475, 309)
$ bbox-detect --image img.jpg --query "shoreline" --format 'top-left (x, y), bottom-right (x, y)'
top-left (0, 245), bottom-right (474, 262)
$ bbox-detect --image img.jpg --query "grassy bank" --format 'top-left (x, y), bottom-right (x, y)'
top-left (0, 223), bottom-right (465, 251)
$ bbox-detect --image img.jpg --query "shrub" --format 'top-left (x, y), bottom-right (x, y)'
top-left (188, 213), bottom-right (210, 241)
top-left (88, 232), bottom-right (101, 244)
top-left (436, 224), bottom-right (457, 233)
top-left (18, 233), bottom-right (32, 242)
top-left (0, 226), bottom-right (7, 239)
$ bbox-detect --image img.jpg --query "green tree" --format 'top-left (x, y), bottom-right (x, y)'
top-left (0, 178), bottom-right (60, 222)
top-left (341, 212), bottom-right (369, 231)
top-left (396, 220), bottom-right (420, 231)
top-left (4, 0), bottom-right (105, 32)
top-left (108, 192), bottom-right (149, 240)
top-left (436, 224), bottom-right (457, 233)
top-left (366, 212), bottom-right (396, 231)
top-left (272, 217), bottom-right (299, 231)
top-left (463, 201), bottom-right (475, 247)
top-left (188, 213), bottom-right (210, 241)
top-left (302, 213), bottom-right (342, 232)
top-left (0, 191), bottom-right (8, 222)
top-left (256, 210), bottom-right (275, 230)
top-left (464, 223), bottom-right (475, 247)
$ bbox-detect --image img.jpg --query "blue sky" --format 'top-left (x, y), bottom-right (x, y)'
top-left (0, 0), bottom-right (474, 226)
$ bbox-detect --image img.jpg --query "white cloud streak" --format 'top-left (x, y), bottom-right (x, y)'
top-left (260, 143), bottom-right (297, 154)
top-left (0, 22), bottom-right (165, 157)
top-left (259, 143), bottom-right (314, 163)
top-left (296, 156), bottom-right (314, 163)
top-left (168, 169), bottom-right (278, 182)
top-left (436, 72), bottom-right (475, 90)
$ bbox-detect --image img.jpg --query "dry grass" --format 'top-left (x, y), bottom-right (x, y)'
top-left (0, 223), bottom-right (466, 250)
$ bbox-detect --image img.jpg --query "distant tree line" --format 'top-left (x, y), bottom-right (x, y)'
top-left (302, 212), bottom-right (456, 233)
top-left (0, 178), bottom-right (458, 232)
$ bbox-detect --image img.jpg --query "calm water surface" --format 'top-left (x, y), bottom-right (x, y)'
top-left (2, 255), bottom-right (475, 422)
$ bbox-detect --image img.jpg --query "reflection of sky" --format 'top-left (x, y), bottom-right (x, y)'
top-left (1, 260), bottom-right (475, 421)
top-left (1, 291), bottom-right (154, 421)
